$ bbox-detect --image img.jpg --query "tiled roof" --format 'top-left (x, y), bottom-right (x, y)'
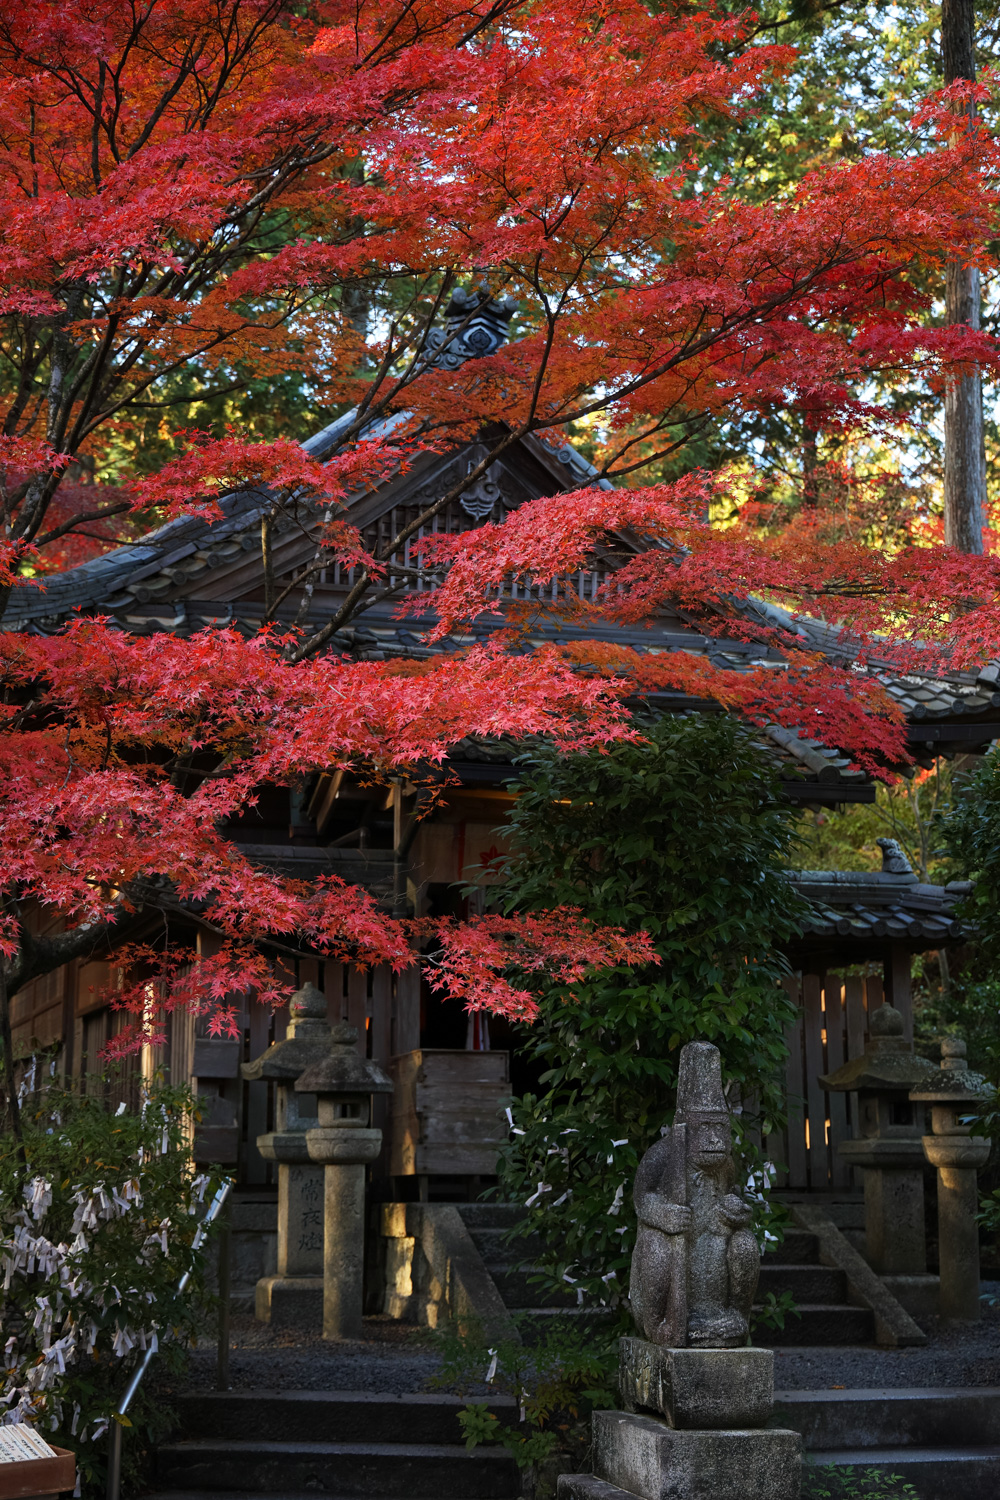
top-left (788, 869), bottom-right (971, 945)
top-left (784, 840), bottom-right (971, 956)
top-left (5, 360), bottom-right (998, 779)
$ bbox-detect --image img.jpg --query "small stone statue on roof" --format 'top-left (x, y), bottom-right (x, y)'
top-left (629, 1040), bottom-right (759, 1349)
top-left (876, 837), bottom-right (914, 876)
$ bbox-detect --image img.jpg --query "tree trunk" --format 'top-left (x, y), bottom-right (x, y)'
top-left (802, 419), bottom-right (819, 507)
top-left (942, 0), bottom-right (986, 554)
top-left (0, 965), bottom-right (26, 1162)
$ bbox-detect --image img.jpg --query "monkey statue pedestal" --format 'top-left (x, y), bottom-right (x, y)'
top-left (557, 1041), bottom-right (801, 1500)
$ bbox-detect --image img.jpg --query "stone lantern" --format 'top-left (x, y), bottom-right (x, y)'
top-left (240, 981), bottom-right (334, 1327)
top-left (295, 1021), bottom-right (393, 1341)
top-left (910, 1037), bottom-right (991, 1322)
top-left (819, 1003), bottom-right (938, 1275)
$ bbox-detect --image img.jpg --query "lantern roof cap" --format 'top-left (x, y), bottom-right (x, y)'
top-left (910, 1033), bottom-right (991, 1103)
top-left (295, 1019), bottom-right (392, 1095)
top-left (240, 982), bottom-right (333, 1081)
top-left (819, 1004), bottom-right (939, 1093)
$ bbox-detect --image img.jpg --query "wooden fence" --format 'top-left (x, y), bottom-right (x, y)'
top-left (766, 970), bottom-right (888, 1191)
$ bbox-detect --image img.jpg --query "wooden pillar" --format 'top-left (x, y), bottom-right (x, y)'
top-left (884, 943), bottom-right (913, 1043)
top-left (394, 966), bottom-right (421, 1056)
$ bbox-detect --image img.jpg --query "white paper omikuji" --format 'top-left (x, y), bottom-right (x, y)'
top-left (1, 1158), bottom-right (203, 1436)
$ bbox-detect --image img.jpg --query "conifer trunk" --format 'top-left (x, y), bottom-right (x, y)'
top-left (942, 0), bottom-right (986, 554)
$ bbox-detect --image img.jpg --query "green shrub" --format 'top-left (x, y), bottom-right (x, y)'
top-left (431, 1314), bottom-right (618, 1499)
top-left (803, 1464), bottom-right (920, 1499)
top-left (0, 1074), bottom-right (218, 1497)
top-left (938, 750), bottom-right (1000, 1080)
top-left (486, 713), bottom-right (806, 1309)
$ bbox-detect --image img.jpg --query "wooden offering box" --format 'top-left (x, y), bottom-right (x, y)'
top-left (0, 1447), bottom-right (76, 1500)
top-left (389, 1049), bottom-right (510, 1177)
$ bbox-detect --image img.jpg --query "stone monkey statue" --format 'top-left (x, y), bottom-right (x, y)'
top-left (629, 1041), bottom-right (760, 1348)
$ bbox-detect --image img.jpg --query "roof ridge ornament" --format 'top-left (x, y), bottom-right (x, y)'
top-left (877, 836), bottom-right (913, 876)
top-left (422, 284), bottom-right (518, 371)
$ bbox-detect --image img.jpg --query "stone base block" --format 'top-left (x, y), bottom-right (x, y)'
top-left (593, 1410), bottom-right (801, 1500)
top-left (254, 1275), bottom-right (323, 1329)
top-left (883, 1274), bottom-right (939, 1321)
top-left (619, 1338), bottom-right (773, 1429)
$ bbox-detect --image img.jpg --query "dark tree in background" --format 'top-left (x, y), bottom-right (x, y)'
top-left (943, 0), bottom-right (988, 553)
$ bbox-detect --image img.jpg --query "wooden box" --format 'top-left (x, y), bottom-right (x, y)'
top-left (0, 1447), bottom-right (76, 1499)
top-left (389, 1049), bottom-right (510, 1176)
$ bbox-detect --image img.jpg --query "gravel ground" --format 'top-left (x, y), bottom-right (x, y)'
top-left (185, 1314), bottom-right (446, 1394)
top-left (183, 1291), bottom-right (1000, 1396)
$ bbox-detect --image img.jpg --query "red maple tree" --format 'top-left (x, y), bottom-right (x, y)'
top-left (1, 0), bottom-right (999, 1111)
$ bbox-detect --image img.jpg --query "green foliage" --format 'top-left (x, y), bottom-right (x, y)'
top-left (430, 1315), bottom-right (618, 1497)
top-left (802, 1464), bottom-right (920, 1500)
top-left (0, 1075), bottom-right (218, 1498)
top-left (486, 713), bottom-right (805, 1309)
top-left (937, 751), bottom-right (1000, 1082)
top-left (751, 1288), bottom-right (801, 1336)
top-left (942, 749), bottom-right (1000, 950)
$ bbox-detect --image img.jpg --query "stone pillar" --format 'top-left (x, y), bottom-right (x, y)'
top-left (315, 1142), bottom-right (376, 1339)
top-left (819, 1003), bottom-right (939, 1276)
top-left (297, 1022), bottom-right (393, 1342)
top-left (911, 1037), bottom-right (990, 1322)
top-left (277, 1163), bottom-right (325, 1279)
top-left (239, 982), bottom-right (333, 1328)
top-left (846, 1137), bottom-right (928, 1275)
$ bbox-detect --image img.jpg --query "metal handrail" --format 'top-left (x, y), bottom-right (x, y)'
top-left (105, 1178), bottom-right (232, 1500)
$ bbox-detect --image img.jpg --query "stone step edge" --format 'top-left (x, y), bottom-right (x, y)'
top-left (806, 1445), bottom-right (1000, 1463)
top-left (173, 1390), bottom-right (518, 1410)
top-left (790, 1203), bottom-right (925, 1349)
top-left (758, 1303), bottom-right (871, 1313)
top-left (145, 1493), bottom-right (502, 1500)
top-left (158, 1441), bottom-right (511, 1460)
top-left (778, 1387), bottom-right (1000, 1402)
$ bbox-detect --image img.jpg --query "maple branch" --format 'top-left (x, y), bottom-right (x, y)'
top-left (34, 500), bottom-right (134, 549)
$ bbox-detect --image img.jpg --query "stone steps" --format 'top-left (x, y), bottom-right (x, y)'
top-left (466, 1227), bottom-right (545, 1263)
top-left (154, 1440), bottom-right (520, 1499)
top-left (755, 1302), bottom-right (874, 1346)
top-left (768, 1228), bottom-right (820, 1265)
top-left (781, 1388), bottom-right (1000, 1500)
top-left (145, 1493), bottom-right (501, 1500)
top-left (154, 1392), bottom-right (520, 1500)
top-left (757, 1264), bottom-right (845, 1302)
top-left (805, 1446), bottom-right (1000, 1500)
top-left (775, 1387), bottom-right (1000, 1449)
top-left (754, 1227), bottom-right (875, 1347)
top-left (460, 1207), bottom-right (877, 1348)
top-left (488, 1266), bottom-right (578, 1310)
top-left (171, 1391), bottom-right (517, 1446)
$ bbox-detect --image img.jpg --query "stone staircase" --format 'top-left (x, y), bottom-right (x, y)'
top-left (148, 1390), bottom-right (521, 1500)
top-left (458, 1204), bottom-right (876, 1348)
top-left (457, 1203), bottom-right (582, 1339)
top-left (757, 1226), bottom-right (874, 1346)
top-left (777, 1386), bottom-right (1000, 1500)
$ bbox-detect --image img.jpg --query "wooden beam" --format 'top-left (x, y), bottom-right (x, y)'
top-left (885, 943), bottom-right (913, 1043)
